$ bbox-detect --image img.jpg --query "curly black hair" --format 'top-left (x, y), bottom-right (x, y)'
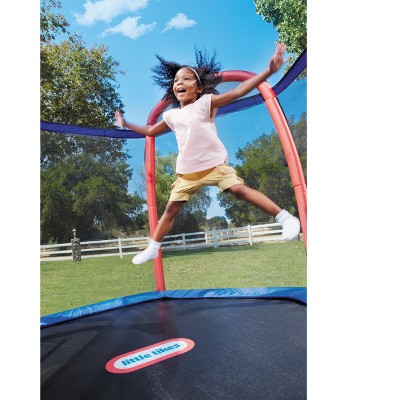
top-left (151, 47), bottom-right (223, 108)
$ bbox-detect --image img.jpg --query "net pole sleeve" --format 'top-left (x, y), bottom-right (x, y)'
top-left (146, 101), bottom-right (173, 291)
top-left (145, 135), bottom-right (166, 291)
top-left (259, 83), bottom-right (307, 248)
top-left (221, 70), bottom-right (307, 248)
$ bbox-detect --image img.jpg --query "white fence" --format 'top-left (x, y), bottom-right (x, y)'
top-left (40, 222), bottom-right (288, 261)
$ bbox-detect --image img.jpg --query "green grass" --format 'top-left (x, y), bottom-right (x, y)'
top-left (40, 241), bottom-right (306, 316)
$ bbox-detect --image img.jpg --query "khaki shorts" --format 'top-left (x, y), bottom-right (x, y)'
top-left (169, 164), bottom-right (244, 202)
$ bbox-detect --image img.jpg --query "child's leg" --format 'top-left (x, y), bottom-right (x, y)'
top-left (226, 184), bottom-right (300, 240)
top-left (132, 201), bottom-right (185, 264)
top-left (153, 201), bottom-right (185, 242)
top-left (226, 184), bottom-right (282, 216)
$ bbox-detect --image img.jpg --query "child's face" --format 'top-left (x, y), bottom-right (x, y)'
top-left (173, 68), bottom-right (203, 107)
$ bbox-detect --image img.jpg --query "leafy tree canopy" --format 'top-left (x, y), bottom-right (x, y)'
top-left (254, 0), bottom-right (307, 72)
top-left (40, 1), bottom-right (126, 168)
top-left (205, 216), bottom-right (229, 230)
top-left (40, 0), bottom-right (69, 44)
top-left (41, 154), bottom-right (145, 242)
top-left (40, 0), bottom-right (144, 243)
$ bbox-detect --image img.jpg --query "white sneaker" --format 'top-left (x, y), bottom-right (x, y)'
top-left (281, 215), bottom-right (300, 240)
top-left (132, 246), bottom-right (159, 264)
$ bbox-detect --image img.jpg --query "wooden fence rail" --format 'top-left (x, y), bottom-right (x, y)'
top-left (40, 222), bottom-right (288, 261)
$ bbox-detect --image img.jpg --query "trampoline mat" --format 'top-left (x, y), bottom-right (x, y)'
top-left (41, 298), bottom-right (306, 400)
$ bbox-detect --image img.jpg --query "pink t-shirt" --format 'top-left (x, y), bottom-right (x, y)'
top-left (162, 94), bottom-right (228, 174)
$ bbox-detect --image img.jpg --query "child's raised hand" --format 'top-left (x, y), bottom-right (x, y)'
top-left (114, 110), bottom-right (125, 128)
top-left (269, 43), bottom-right (289, 73)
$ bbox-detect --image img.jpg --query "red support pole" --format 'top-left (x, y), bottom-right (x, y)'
top-left (220, 71), bottom-right (307, 248)
top-left (145, 99), bottom-right (170, 292)
top-left (144, 136), bottom-right (165, 291)
top-left (260, 86), bottom-right (307, 247)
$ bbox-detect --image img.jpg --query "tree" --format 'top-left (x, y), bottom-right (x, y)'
top-left (41, 154), bottom-right (145, 243)
top-left (40, 0), bottom-right (69, 44)
top-left (40, 0), bottom-right (144, 243)
top-left (254, 0), bottom-right (307, 71)
top-left (205, 216), bottom-right (228, 230)
top-left (41, 37), bottom-right (124, 128)
top-left (218, 113), bottom-right (307, 226)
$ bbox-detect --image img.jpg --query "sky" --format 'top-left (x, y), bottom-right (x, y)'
top-left (63, 0), bottom-right (281, 121)
top-left (52, 0), bottom-right (299, 219)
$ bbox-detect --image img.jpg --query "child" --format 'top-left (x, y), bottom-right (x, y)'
top-left (115, 43), bottom-right (300, 265)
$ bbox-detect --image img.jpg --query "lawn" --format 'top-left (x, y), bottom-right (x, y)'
top-left (40, 241), bottom-right (307, 316)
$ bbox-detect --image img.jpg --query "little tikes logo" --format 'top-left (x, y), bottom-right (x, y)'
top-left (105, 338), bottom-right (195, 374)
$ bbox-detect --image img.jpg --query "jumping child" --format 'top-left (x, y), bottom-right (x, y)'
top-left (114, 43), bottom-right (300, 264)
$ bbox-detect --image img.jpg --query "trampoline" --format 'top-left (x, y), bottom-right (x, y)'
top-left (41, 288), bottom-right (306, 400)
top-left (41, 50), bottom-right (307, 399)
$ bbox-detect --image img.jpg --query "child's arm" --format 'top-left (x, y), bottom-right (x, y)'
top-left (211, 43), bottom-right (288, 110)
top-left (114, 110), bottom-right (169, 136)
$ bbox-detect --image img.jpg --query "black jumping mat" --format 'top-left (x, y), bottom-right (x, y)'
top-left (41, 297), bottom-right (306, 400)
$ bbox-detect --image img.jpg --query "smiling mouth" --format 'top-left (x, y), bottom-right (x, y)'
top-left (176, 88), bottom-right (186, 94)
